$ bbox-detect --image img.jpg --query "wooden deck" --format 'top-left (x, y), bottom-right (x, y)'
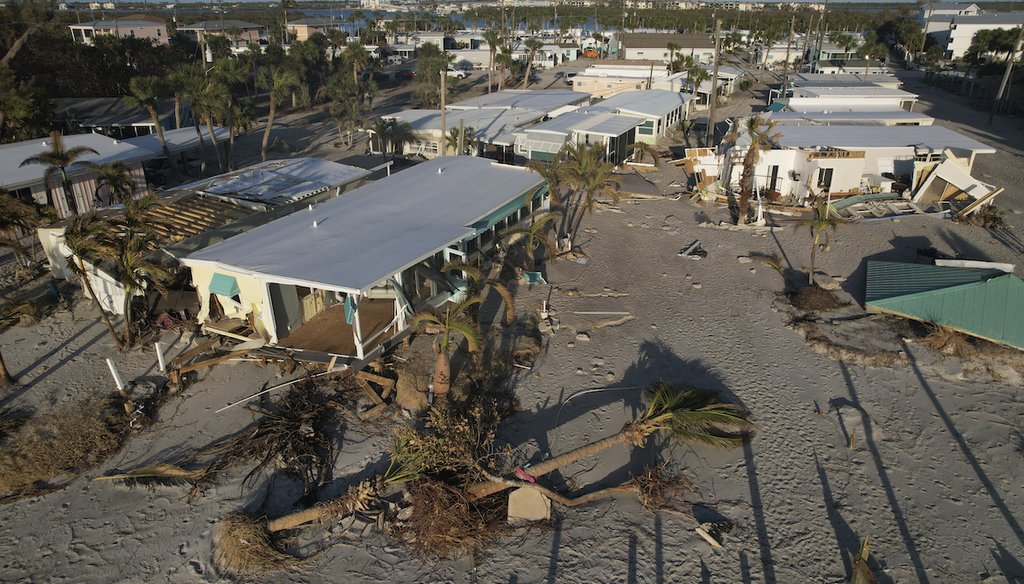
top-left (279, 298), bottom-right (397, 356)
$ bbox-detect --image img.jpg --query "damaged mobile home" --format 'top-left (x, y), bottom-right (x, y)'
top-left (179, 157), bottom-right (548, 364)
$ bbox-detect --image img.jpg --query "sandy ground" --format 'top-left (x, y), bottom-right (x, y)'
top-left (1, 68), bottom-right (1024, 583)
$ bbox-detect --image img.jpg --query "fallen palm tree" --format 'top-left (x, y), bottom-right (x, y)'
top-left (466, 383), bottom-right (755, 500)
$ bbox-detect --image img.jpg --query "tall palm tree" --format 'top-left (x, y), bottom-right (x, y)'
top-left (194, 79), bottom-right (228, 172)
top-left (257, 65), bottom-right (299, 162)
top-left (343, 43), bottom-right (371, 86)
top-left (325, 28), bottom-right (349, 61)
top-left (467, 383), bottom-right (755, 499)
top-left (224, 98), bottom-right (254, 170)
top-left (84, 162), bottom-right (135, 207)
top-left (591, 32), bottom-right (606, 59)
top-left (800, 201), bottom-right (840, 286)
top-left (561, 143), bottom-right (620, 242)
top-left (667, 42), bottom-right (680, 72)
top-left (167, 64), bottom-right (195, 130)
top-left (410, 295), bottom-right (483, 396)
top-left (105, 223), bottom-right (169, 347)
top-left (444, 126), bottom-right (476, 155)
top-left (527, 153), bottom-right (569, 242)
top-left (62, 213), bottom-right (122, 347)
top-left (482, 29), bottom-right (503, 93)
top-left (727, 115), bottom-right (779, 225)
top-left (495, 49), bottom-right (515, 92)
top-left (521, 38), bottom-right (544, 89)
top-left (627, 142), bottom-right (660, 166)
top-left (127, 76), bottom-right (179, 181)
top-left (19, 131), bottom-right (98, 217)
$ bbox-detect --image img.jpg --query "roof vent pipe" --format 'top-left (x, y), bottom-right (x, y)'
top-left (312, 220), bottom-right (318, 228)
top-left (438, 167), bottom-right (444, 174)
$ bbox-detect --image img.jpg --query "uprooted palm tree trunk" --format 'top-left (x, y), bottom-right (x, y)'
top-left (466, 383), bottom-right (755, 500)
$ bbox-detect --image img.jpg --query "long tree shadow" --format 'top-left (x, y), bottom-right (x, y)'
top-left (837, 361), bottom-right (930, 583)
top-left (991, 542), bottom-right (1024, 583)
top-left (902, 342), bottom-right (1024, 549)
top-left (815, 450), bottom-right (857, 578)
top-left (1, 326), bottom-right (108, 409)
top-left (743, 440), bottom-right (776, 584)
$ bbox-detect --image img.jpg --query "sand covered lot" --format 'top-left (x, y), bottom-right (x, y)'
top-left (1, 72), bottom-right (1023, 583)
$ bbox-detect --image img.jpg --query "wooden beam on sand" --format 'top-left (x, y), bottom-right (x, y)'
top-left (176, 350), bottom-right (251, 375)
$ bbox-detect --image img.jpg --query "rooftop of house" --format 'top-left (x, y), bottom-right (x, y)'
top-left (789, 86), bottom-right (916, 99)
top-left (528, 110), bottom-right (643, 138)
top-left (590, 89), bottom-right (694, 118)
top-left (173, 158), bottom-right (371, 208)
top-left (70, 20), bottom-right (166, 28)
top-left (949, 12), bottom-right (1024, 25)
top-left (618, 32), bottom-right (714, 49)
top-left (51, 97), bottom-right (177, 127)
top-left (768, 124), bottom-right (995, 153)
top-left (179, 20), bottom-right (262, 31)
top-left (1, 134), bottom-right (148, 191)
top-left (767, 110), bottom-right (934, 125)
top-left (447, 89), bottom-right (589, 112)
top-left (788, 73), bottom-right (900, 87)
top-left (385, 108), bottom-right (547, 139)
top-left (183, 157), bottom-right (546, 294)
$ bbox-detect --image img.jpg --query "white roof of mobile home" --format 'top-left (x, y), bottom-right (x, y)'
top-left (772, 125), bottom-right (995, 153)
top-left (0, 131), bottom-right (151, 188)
top-left (528, 110), bottom-right (643, 137)
top-left (387, 108), bottom-right (547, 137)
top-left (173, 158), bottom-right (371, 207)
top-left (788, 73), bottom-right (901, 88)
top-left (447, 89), bottom-right (589, 112)
top-left (789, 86), bottom-right (917, 99)
top-left (768, 110), bottom-right (933, 125)
top-left (183, 157), bottom-right (545, 294)
top-left (591, 90), bottom-right (693, 118)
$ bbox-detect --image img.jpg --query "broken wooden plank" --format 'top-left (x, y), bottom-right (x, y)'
top-left (170, 336), bottom-right (222, 368)
top-left (177, 350), bottom-right (251, 375)
top-left (356, 370), bottom-right (397, 391)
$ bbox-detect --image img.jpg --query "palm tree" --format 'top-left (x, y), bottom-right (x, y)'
top-left (325, 28), bottom-right (349, 61)
top-left (443, 259), bottom-right (515, 326)
top-left (194, 78), bottom-right (228, 172)
top-left (727, 116), bottom-right (780, 225)
top-left (410, 296), bottom-right (483, 396)
top-left (20, 131), bottom-right (98, 217)
top-left (521, 38), bottom-right (544, 89)
top-left (344, 43), bottom-right (371, 86)
top-left (627, 142), bottom-right (660, 166)
top-left (368, 117), bottom-right (414, 158)
top-left (257, 65), bottom-right (299, 162)
top-left (591, 32), bottom-right (606, 59)
top-left (330, 100), bottom-right (364, 147)
top-left (224, 98), bottom-right (255, 170)
top-left (106, 227), bottom-right (169, 347)
top-left (467, 383), bottom-right (755, 499)
top-left (561, 143), bottom-right (620, 242)
top-left (527, 153), bottom-right (569, 242)
top-left (686, 64), bottom-right (711, 101)
top-left (495, 49), bottom-right (515, 92)
top-left (444, 126), bottom-right (476, 155)
top-left (501, 211), bottom-right (561, 275)
top-left (127, 76), bottom-right (179, 181)
top-left (0, 190), bottom-right (40, 268)
top-left (667, 42), bottom-right (680, 72)
top-left (84, 162), bottom-right (135, 207)
top-left (482, 29), bottom-right (503, 93)
top-left (800, 201), bottom-right (840, 286)
top-left (167, 64), bottom-right (195, 130)
top-left (62, 213), bottom-right (122, 347)
top-left (858, 38), bottom-right (887, 75)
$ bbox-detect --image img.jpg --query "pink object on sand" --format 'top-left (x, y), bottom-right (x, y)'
top-left (514, 467), bottom-right (537, 483)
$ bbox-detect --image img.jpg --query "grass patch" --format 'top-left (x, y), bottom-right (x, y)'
top-left (921, 325), bottom-right (977, 358)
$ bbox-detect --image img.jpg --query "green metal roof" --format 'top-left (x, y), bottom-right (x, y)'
top-left (864, 260), bottom-right (1004, 303)
top-left (866, 269), bottom-right (1024, 350)
top-left (766, 101), bottom-right (788, 112)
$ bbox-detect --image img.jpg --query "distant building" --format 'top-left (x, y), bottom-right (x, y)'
top-left (919, 2), bottom-right (980, 30)
top-left (932, 12), bottom-right (1024, 59)
top-left (69, 19), bottom-right (168, 45)
top-left (178, 20), bottom-right (263, 48)
top-left (286, 18), bottom-right (337, 42)
top-left (617, 33), bottom-right (715, 64)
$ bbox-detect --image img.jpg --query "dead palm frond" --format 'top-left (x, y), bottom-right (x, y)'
top-left (212, 515), bottom-right (300, 579)
top-left (94, 463), bottom-right (207, 488)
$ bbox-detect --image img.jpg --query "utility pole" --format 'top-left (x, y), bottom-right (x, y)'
top-left (781, 15), bottom-right (795, 98)
top-left (706, 18), bottom-right (722, 148)
top-left (989, 25), bottom-right (1024, 124)
top-left (800, 15), bottom-right (814, 72)
top-left (440, 69), bottom-right (448, 156)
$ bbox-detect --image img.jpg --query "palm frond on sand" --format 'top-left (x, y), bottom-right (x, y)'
top-left (95, 463), bottom-right (206, 488)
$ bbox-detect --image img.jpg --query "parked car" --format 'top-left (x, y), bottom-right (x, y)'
top-left (563, 71), bottom-right (578, 85)
top-left (447, 67), bottom-right (469, 79)
top-left (396, 69), bottom-right (416, 80)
